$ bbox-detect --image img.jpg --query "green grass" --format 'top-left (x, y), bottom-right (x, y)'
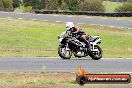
top-left (103, 1), bottom-right (123, 12)
top-left (0, 17), bottom-right (132, 58)
top-left (0, 73), bottom-right (131, 87)
top-left (0, 73), bottom-right (77, 87)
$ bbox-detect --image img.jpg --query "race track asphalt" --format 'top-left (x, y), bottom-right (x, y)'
top-left (0, 11), bottom-right (132, 28)
top-left (0, 57), bottom-right (132, 72)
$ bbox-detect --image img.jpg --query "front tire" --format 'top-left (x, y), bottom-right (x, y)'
top-left (89, 46), bottom-right (102, 60)
top-left (58, 45), bottom-right (72, 59)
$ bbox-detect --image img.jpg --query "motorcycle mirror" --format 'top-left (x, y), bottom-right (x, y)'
top-left (58, 36), bottom-right (60, 39)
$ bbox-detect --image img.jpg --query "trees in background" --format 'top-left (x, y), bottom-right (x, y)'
top-left (21, 0), bottom-right (80, 11)
top-left (64, 0), bottom-right (80, 11)
top-left (38, 0), bottom-right (104, 11)
top-left (79, 0), bottom-right (105, 12)
top-left (22, 0), bottom-right (104, 11)
top-left (0, 0), bottom-right (13, 11)
top-left (44, 0), bottom-right (60, 10)
top-left (115, 2), bottom-right (132, 12)
top-left (0, 0), bottom-right (132, 12)
top-left (13, 0), bottom-right (21, 8)
top-left (23, 0), bottom-right (41, 9)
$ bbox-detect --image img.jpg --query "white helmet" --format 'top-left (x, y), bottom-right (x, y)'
top-left (66, 22), bottom-right (74, 30)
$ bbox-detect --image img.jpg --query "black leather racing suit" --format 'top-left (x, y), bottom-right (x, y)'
top-left (69, 27), bottom-right (91, 50)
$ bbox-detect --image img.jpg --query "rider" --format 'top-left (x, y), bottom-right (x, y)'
top-left (66, 22), bottom-right (91, 51)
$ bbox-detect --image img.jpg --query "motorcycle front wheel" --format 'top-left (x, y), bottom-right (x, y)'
top-left (58, 45), bottom-right (72, 59)
top-left (89, 46), bottom-right (102, 60)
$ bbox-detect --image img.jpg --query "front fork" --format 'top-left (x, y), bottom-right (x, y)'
top-left (90, 43), bottom-right (99, 52)
top-left (60, 43), bottom-right (70, 51)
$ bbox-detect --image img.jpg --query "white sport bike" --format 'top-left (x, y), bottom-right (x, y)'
top-left (58, 31), bottom-right (102, 60)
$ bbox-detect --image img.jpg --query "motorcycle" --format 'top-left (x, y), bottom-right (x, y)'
top-left (58, 31), bottom-right (102, 60)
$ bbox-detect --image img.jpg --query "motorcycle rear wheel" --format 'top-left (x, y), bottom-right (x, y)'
top-left (58, 45), bottom-right (72, 59)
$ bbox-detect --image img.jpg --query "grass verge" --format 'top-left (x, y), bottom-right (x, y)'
top-left (0, 17), bottom-right (132, 58)
top-left (0, 73), bottom-right (76, 87)
top-left (0, 72), bottom-right (131, 88)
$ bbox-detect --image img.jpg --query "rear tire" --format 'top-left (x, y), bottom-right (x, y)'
top-left (58, 45), bottom-right (72, 59)
top-left (89, 46), bottom-right (102, 60)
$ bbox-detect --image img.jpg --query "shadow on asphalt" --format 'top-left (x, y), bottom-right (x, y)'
top-left (60, 58), bottom-right (101, 61)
